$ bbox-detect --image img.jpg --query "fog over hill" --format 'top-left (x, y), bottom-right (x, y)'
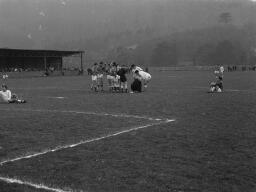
top-left (0, 0), bottom-right (256, 64)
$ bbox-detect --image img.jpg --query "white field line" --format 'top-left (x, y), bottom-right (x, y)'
top-left (13, 86), bottom-right (256, 93)
top-left (47, 97), bottom-right (67, 99)
top-left (13, 87), bottom-right (71, 90)
top-left (0, 119), bottom-right (175, 166)
top-left (13, 87), bottom-right (90, 91)
top-left (0, 176), bottom-right (73, 192)
top-left (0, 108), bottom-right (163, 121)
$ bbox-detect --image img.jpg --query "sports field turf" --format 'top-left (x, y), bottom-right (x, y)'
top-left (0, 70), bottom-right (256, 192)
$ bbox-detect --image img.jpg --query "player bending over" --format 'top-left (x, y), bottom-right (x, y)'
top-left (130, 64), bottom-right (151, 90)
top-left (138, 70), bottom-right (151, 89)
top-left (0, 84), bottom-right (26, 103)
top-left (130, 64), bottom-right (143, 73)
top-left (113, 74), bottom-right (120, 92)
top-left (130, 70), bottom-right (143, 93)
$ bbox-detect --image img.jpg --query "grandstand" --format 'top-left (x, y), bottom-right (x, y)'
top-left (0, 48), bottom-right (85, 76)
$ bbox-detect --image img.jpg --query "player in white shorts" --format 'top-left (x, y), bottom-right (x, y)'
top-left (97, 62), bottom-right (104, 92)
top-left (91, 63), bottom-right (98, 91)
top-left (107, 63), bottom-right (117, 92)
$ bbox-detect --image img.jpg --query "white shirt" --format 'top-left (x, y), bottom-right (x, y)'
top-left (220, 66), bottom-right (224, 73)
top-left (138, 71), bottom-right (151, 81)
top-left (132, 66), bottom-right (143, 73)
top-left (0, 90), bottom-right (12, 102)
top-left (134, 73), bottom-right (142, 81)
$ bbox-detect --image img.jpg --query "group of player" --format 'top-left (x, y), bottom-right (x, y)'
top-left (0, 64), bottom-right (224, 104)
top-left (89, 62), bottom-right (152, 93)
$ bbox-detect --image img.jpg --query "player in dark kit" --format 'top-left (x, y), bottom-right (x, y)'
top-left (117, 66), bottom-right (129, 93)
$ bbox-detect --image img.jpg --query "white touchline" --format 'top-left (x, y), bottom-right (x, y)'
top-left (47, 97), bottom-right (66, 99)
top-left (0, 119), bottom-right (175, 166)
top-left (0, 108), bottom-right (165, 121)
top-left (0, 176), bottom-right (72, 192)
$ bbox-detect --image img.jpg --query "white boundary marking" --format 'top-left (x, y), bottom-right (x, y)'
top-left (47, 97), bottom-right (67, 99)
top-left (0, 119), bottom-right (175, 192)
top-left (0, 119), bottom-right (175, 166)
top-left (13, 86), bottom-right (256, 93)
top-left (0, 108), bottom-right (164, 121)
top-left (13, 87), bottom-right (93, 91)
top-left (0, 176), bottom-right (72, 192)
top-left (13, 87), bottom-right (71, 90)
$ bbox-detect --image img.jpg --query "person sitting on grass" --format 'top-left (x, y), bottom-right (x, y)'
top-left (209, 66), bottom-right (224, 93)
top-left (0, 84), bottom-right (26, 103)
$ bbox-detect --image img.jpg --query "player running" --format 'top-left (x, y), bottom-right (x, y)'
top-left (106, 63), bottom-right (113, 92)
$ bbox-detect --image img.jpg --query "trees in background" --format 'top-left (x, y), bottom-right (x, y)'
top-left (219, 12), bottom-right (232, 24)
top-left (151, 41), bottom-right (178, 66)
top-left (193, 40), bottom-right (248, 66)
top-left (103, 22), bottom-right (256, 67)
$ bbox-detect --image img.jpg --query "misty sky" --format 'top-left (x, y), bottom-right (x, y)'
top-left (0, 0), bottom-right (255, 50)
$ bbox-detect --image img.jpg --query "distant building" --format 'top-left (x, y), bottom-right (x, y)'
top-left (0, 48), bottom-right (84, 73)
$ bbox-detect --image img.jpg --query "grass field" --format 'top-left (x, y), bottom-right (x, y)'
top-left (0, 70), bottom-right (256, 192)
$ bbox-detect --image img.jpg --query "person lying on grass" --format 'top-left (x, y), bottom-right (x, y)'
top-left (0, 84), bottom-right (26, 103)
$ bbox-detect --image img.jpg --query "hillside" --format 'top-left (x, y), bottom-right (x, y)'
top-left (0, 0), bottom-right (256, 65)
